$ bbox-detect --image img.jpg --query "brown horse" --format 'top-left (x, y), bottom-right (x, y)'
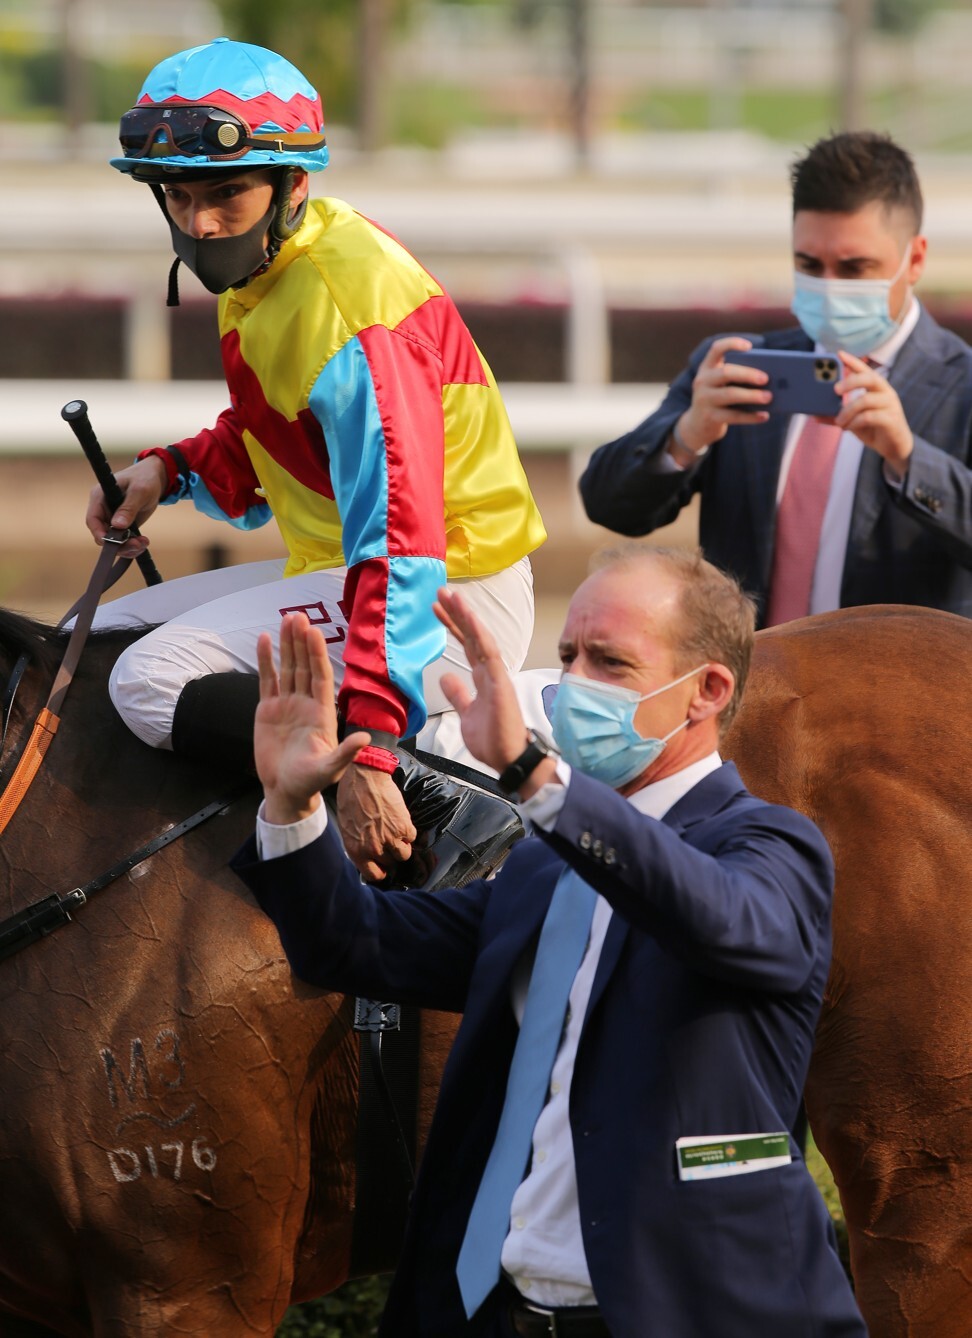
top-left (724, 605), bottom-right (972, 1338)
top-left (0, 603), bottom-right (970, 1335)
top-left (0, 610), bottom-right (455, 1336)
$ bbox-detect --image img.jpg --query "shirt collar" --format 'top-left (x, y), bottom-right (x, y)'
top-left (626, 751), bottom-right (723, 821)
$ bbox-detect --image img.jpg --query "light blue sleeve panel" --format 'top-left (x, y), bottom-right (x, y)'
top-left (386, 554), bottom-right (448, 738)
top-left (308, 336), bottom-right (389, 566)
top-left (159, 470), bottom-right (272, 530)
top-left (309, 335), bottom-right (446, 734)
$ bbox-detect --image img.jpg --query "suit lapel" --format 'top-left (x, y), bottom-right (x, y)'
top-left (888, 307), bottom-right (958, 438)
top-left (581, 765), bottom-right (748, 1021)
top-left (584, 912), bottom-right (629, 1018)
top-left (847, 307), bottom-right (959, 560)
top-left (468, 866), bottom-right (559, 1024)
top-left (844, 443), bottom-right (887, 559)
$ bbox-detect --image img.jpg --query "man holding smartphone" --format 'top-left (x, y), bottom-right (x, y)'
top-left (580, 131), bottom-right (972, 626)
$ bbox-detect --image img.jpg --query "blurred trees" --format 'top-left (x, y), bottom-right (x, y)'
top-left (6, 2), bottom-right (966, 153)
top-left (874, 0), bottom-right (947, 33)
top-left (211, 0), bottom-right (414, 146)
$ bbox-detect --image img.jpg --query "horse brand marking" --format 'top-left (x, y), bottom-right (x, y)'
top-left (107, 1138), bottom-right (218, 1184)
top-left (101, 1029), bottom-right (185, 1110)
top-left (99, 1029), bottom-right (216, 1187)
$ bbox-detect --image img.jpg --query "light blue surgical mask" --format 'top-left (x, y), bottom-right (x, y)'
top-left (790, 242), bottom-right (912, 356)
top-left (551, 665), bottom-right (708, 789)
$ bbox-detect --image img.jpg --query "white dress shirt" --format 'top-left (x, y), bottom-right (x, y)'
top-left (500, 751), bottom-right (723, 1306)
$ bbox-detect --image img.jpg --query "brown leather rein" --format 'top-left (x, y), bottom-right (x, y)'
top-left (0, 537), bottom-right (129, 836)
top-left (0, 536), bottom-right (251, 964)
top-left (0, 394), bottom-right (168, 833)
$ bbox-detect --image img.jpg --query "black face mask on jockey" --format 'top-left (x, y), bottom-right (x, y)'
top-left (167, 200), bottom-right (275, 295)
top-left (145, 167), bottom-right (306, 306)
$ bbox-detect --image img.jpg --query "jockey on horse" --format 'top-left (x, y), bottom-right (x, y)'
top-left (82, 37), bottom-right (546, 889)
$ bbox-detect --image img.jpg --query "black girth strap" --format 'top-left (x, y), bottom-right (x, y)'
top-left (349, 998), bottom-right (422, 1276)
top-left (412, 746), bottom-right (506, 797)
top-left (0, 788), bottom-right (250, 965)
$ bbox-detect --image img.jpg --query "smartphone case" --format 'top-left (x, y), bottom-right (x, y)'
top-left (724, 349), bottom-right (842, 417)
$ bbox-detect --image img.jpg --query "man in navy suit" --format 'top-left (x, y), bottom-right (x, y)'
top-left (580, 131), bottom-right (972, 625)
top-left (233, 544), bottom-right (866, 1337)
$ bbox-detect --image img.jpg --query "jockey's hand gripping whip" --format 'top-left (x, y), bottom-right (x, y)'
top-left (61, 399), bottom-right (163, 587)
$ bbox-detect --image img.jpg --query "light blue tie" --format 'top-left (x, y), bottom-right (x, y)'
top-left (455, 867), bottom-right (598, 1318)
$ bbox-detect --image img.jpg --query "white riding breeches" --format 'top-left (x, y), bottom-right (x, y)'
top-left (97, 557), bottom-right (536, 751)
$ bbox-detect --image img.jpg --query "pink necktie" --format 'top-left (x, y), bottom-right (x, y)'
top-left (764, 416), bottom-right (844, 627)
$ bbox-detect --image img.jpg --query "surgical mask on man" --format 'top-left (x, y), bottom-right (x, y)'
top-left (790, 242), bottom-right (912, 356)
top-left (551, 665), bottom-right (707, 789)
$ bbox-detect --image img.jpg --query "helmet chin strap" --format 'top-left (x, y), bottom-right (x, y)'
top-left (149, 170), bottom-right (306, 307)
top-left (147, 184), bottom-right (187, 307)
top-left (270, 166), bottom-right (307, 243)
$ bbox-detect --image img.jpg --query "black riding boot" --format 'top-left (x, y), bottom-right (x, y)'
top-left (170, 671), bottom-right (260, 774)
top-left (388, 749), bottom-right (524, 892)
top-left (170, 673), bottom-right (524, 889)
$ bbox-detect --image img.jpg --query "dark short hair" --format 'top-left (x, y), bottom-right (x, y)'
top-left (790, 131), bottom-right (923, 233)
top-left (590, 543), bottom-right (756, 731)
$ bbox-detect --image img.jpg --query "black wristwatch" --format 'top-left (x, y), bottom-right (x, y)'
top-left (497, 729), bottom-right (553, 797)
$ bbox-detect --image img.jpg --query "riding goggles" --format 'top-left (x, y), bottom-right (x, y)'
top-left (118, 103), bottom-right (327, 162)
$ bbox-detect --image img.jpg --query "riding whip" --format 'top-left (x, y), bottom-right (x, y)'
top-left (60, 399), bottom-right (163, 587)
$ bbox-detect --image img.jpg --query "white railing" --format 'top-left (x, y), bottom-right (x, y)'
top-left (0, 379), bottom-right (665, 457)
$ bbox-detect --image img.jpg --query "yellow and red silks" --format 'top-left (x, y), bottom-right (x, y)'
top-left (149, 197), bottom-right (546, 739)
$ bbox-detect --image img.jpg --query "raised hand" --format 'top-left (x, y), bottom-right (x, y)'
top-left (835, 350), bottom-right (914, 475)
top-left (673, 335), bottom-right (772, 459)
top-left (255, 612), bottom-right (368, 826)
top-left (433, 587), bottom-right (533, 776)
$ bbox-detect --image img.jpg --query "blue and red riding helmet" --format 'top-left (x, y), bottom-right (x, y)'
top-left (110, 37), bottom-right (330, 179)
top-left (110, 39), bottom-right (330, 299)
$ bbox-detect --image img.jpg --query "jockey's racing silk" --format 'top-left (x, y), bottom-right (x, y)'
top-left (150, 197), bottom-right (546, 740)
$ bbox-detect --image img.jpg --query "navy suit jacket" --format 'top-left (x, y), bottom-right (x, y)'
top-left (235, 763), bottom-right (866, 1338)
top-left (579, 308), bottom-right (972, 624)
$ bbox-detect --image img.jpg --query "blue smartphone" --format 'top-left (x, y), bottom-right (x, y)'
top-left (724, 349), bottom-right (842, 417)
